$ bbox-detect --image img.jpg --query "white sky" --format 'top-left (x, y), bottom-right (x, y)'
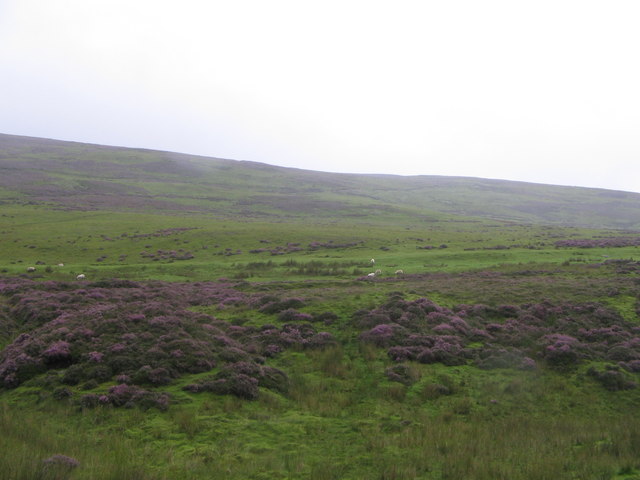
top-left (1, 0), bottom-right (640, 192)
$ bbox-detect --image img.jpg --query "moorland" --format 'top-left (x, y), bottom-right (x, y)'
top-left (1, 133), bottom-right (640, 479)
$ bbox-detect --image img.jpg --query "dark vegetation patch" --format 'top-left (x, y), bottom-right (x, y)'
top-left (555, 236), bottom-right (640, 248)
top-left (355, 293), bottom-right (640, 377)
top-left (249, 240), bottom-right (362, 256)
top-left (0, 278), bottom-right (334, 407)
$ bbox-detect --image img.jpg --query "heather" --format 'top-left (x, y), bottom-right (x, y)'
top-left (2, 266), bottom-right (640, 479)
top-left (0, 278), bottom-right (334, 409)
top-left (356, 295), bottom-right (640, 374)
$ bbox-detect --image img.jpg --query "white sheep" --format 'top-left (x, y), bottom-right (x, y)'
top-left (76, 274), bottom-right (86, 280)
top-left (370, 258), bottom-right (375, 264)
top-left (395, 269), bottom-right (404, 275)
top-left (367, 272), bottom-right (376, 277)
top-left (27, 266), bottom-right (36, 272)
top-left (375, 269), bottom-right (382, 275)
top-left (57, 263), bottom-right (64, 267)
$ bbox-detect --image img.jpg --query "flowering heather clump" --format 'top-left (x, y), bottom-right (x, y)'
top-left (355, 292), bottom-right (640, 375)
top-left (587, 366), bottom-right (637, 391)
top-left (360, 324), bottom-right (406, 347)
top-left (538, 334), bottom-right (585, 368)
top-left (554, 236), bottom-right (640, 248)
top-left (417, 339), bottom-right (467, 366)
top-left (606, 338), bottom-right (640, 362)
top-left (385, 364), bottom-right (420, 386)
top-left (183, 361), bottom-right (289, 399)
top-left (0, 277), bottom-right (334, 407)
top-left (310, 311), bottom-right (339, 325)
top-left (387, 346), bottom-right (422, 362)
top-left (258, 297), bottom-right (306, 314)
top-left (277, 308), bottom-right (314, 323)
top-left (102, 383), bottom-right (171, 410)
top-left (245, 322), bottom-right (334, 352)
top-left (307, 240), bottom-right (360, 251)
top-left (42, 454), bottom-right (79, 471)
top-left (619, 360), bottom-right (640, 373)
top-left (0, 278), bottom-right (248, 387)
top-left (42, 340), bottom-right (72, 365)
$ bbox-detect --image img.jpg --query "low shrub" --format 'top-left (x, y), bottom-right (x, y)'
top-left (587, 366), bottom-right (637, 391)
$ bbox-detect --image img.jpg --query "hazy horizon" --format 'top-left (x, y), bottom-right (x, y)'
top-left (2, 1), bottom-right (639, 193)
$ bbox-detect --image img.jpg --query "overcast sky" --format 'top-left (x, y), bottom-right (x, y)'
top-left (1, 1), bottom-right (639, 192)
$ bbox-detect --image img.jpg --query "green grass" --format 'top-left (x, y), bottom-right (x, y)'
top-left (2, 203), bottom-right (638, 283)
top-left (2, 355), bottom-right (640, 479)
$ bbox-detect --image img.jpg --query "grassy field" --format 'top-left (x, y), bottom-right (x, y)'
top-left (1, 134), bottom-right (640, 479)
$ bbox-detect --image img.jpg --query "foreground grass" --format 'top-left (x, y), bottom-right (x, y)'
top-left (2, 369), bottom-right (640, 480)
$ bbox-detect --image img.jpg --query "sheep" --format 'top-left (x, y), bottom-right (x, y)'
top-left (370, 258), bottom-right (375, 264)
top-left (375, 269), bottom-right (382, 275)
top-left (57, 263), bottom-right (64, 267)
top-left (27, 266), bottom-right (36, 273)
top-left (367, 272), bottom-right (376, 277)
top-left (76, 274), bottom-right (86, 280)
top-left (395, 269), bottom-right (404, 275)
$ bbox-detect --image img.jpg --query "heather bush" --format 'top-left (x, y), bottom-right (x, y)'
top-left (0, 278), bottom-right (278, 388)
top-left (277, 308), bottom-right (314, 323)
top-left (218, 346), bottom-right (251, 363)
top-left (607, 339), bottom-right (640, 362)
top-left (61, 364), bottom-right (84, 385)
top-left (384, 364), bottom-right (420, 386)
top-left (186, 373), bottom-right (259, 400)
top-left (41, 454), bottom-right (80, 477)
top-left (258, 297), bottom-right (305, 314)
top-left (104, 383), bottom-right (170, 410)
top-left (52, 386), bottom-right (72, 400)
top-left (539, 334), bottom-right (582, 368)
top-left (355, 293), bottom-right (640, 376)
top-left (132, 365), bottom-right (173, 386)
top-left (305, 331), bottom-right (337, 349)
top-left (84, 364), bottom-right (113, 383)
top-left (360, 324), bottom-right (407, 347)
top-left (387, 346), bottom-right (422, 362)
top-left (587, 366), bottom-right (637, 391)
top-left (81, 379), bottom-right (99, 390)
top-left (619, 360), bottom-right (640, 373)
top-left (311, 311), bottom-right (339, 324)
top-left (417, 344), bottom-right (467, 366)
top-left (421, 382), bottom-right (453, 399)
top-left (183, 361), bottom-right (289, 399)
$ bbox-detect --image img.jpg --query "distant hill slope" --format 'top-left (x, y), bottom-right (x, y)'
top-left (1, 133), bottom-right (639, 229)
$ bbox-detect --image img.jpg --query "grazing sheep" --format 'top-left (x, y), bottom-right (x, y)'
top-left (367, 272), bottom-right (376, 277)
top-left (76, 274), bottom-right (86, 280)
top-left (395, 269), bottom-right (404, 275)
top-left (27, 266), bottom-right (36, 272)
top-left (57, 263), bottom-right (64, 267)
top-left (370, 258), bottom-right (375, 264)
top-left (375, 269), bottom-right (382, 275)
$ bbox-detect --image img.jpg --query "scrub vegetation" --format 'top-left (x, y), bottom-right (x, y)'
top-left (1, 133), bottom-right (640, 479)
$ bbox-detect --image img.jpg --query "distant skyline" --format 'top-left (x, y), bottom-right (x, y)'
top-left (1, 1), bottom-right (640, 193)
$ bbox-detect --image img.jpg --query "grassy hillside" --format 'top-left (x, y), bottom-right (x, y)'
top-left (1, 133), bottom-right (640, 479)
top-left (2, 132), bottom-right (640, 228)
